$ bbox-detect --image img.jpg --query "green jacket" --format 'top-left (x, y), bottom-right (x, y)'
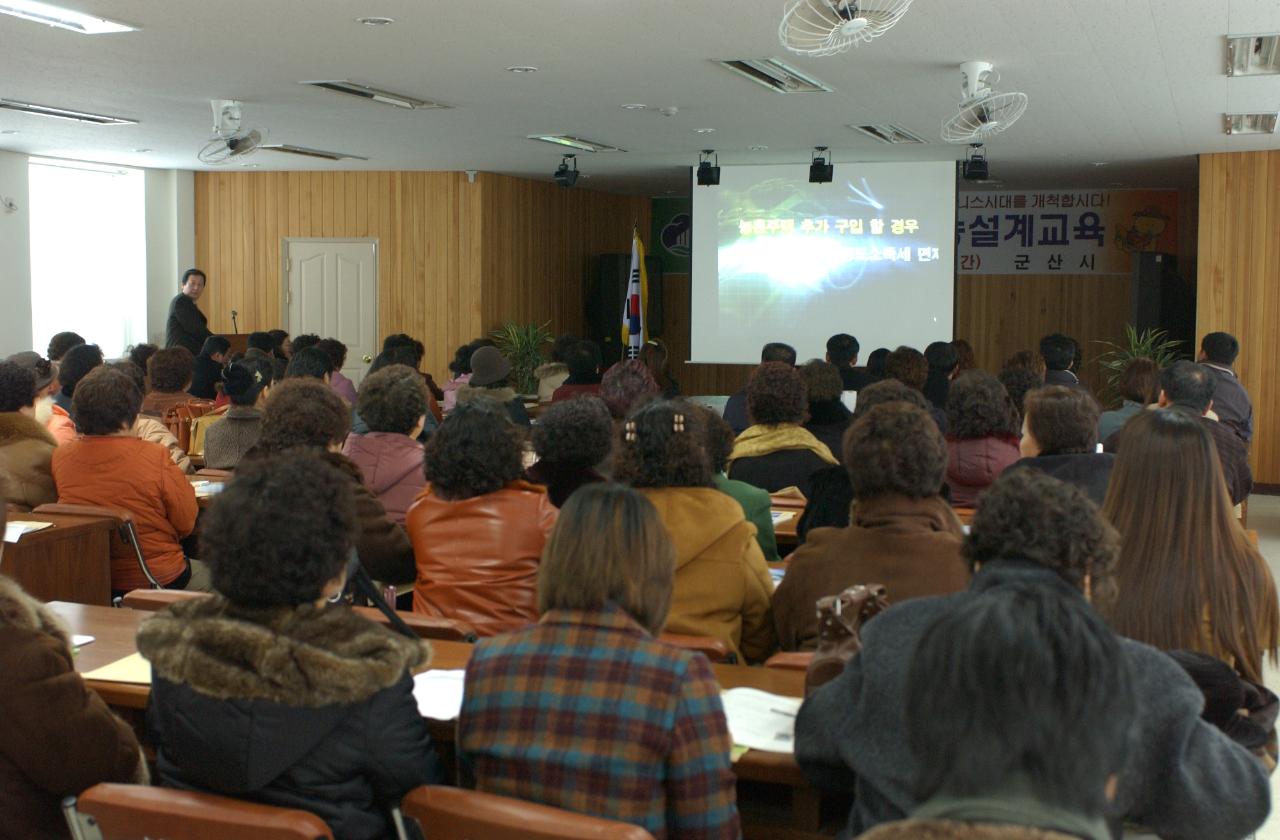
top-left (713, 473), bottom-right (780, 563)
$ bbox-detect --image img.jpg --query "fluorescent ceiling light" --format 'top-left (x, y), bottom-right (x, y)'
top-left (713, 58), bottom-right (832, 93)
top-left (849, 123), bottom-right (927, 144)
top-left (527, 134), bottom-right (626, 153)
top-left (1224, 112), bottom-right (1278, 134)
top-left (300, 80), bottom-right (449, 110)
top-left (0, 0), bottom-right (137, 33)
top-left (260, 144), bottom-right (368, 161)
top-left (1227, 34), bottom-right (1280, 76)
top-left (0, 98), bottom-right (136, 124)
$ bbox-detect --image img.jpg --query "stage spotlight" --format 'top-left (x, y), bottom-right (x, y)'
top-left (809, 146), bottom-right (833, 184)
top-left (962, 143), bottom-right (989, 182)
top-left (696, 149), bottom-right (720, 186)
top-left (554, 154), bottom-right (579, 188)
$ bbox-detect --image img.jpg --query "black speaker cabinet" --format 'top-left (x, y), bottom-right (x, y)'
top-left (585, 254), bottom-right (664, 367)
top-left (1130, 252), bottom-right (1195, 352)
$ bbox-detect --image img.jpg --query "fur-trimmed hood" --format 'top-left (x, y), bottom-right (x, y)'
top-left (455, 383), bottom-right (517, 404)
top-left (0, 575), bottom-right (71, 654)
top-left (0, 411), bottom-right (56, 448)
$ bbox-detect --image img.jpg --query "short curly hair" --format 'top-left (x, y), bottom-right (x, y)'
top-left (800, 360), bottom-right (844, 403)
top-left (127, 343), bottom-right (158, 375)
top-left (204, 450), bottom-right (357, 608)
top-left (357, 364), bottom-right (428, 434)
top-left (699, 405), bottom-right (735, 474)
top-left (946, 370), bottom-right (1018, 440)
top-left (316, 337), bottom-right (348, 369)
top-left (73, 367), bottom-right (142, 436)
top-left (285, 347), bottom-right (334, 380)
top-left (1023, 386), bottom-right (1099, 455)
top-left (256, 378), bottom-right (351, 451)
top-left (58, 343), bottom-right (103, 396)
top-left (532, 396), bottom-right (613, 468)
top-left (998, 367), bottom-right (1042, 418)
top-left (0, 362), bottom-right (36, 412)
top-left (106, 361), bottom-right (145, 394)
top-left (601, 359), bottom-right (659, 419)
top-left (844, 402), bottom-right (947, 499)
top-left (424, 397), bottom-right (526, 500)
top-left (851, 379), bottom-right (931, 422)
top-left (47, 331), bottom-right (85, 362)
top-left (747, 362), bottom-right (807, 426)
top-left (147, 347), bottom-right (194, 393)
top-left (885, 346), bottom-right (928, 390)
top-left (964, 469), bottom-right (1119, 607)
top-left (613, 398), bottom-right (713, 489)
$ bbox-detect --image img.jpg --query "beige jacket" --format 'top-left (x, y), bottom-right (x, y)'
top-left (0, 413), bottom-right (57, 509)
top-left (133, 416), bottom-right (193, 474)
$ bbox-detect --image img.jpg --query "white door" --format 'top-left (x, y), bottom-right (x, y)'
top-left (285, 240), bottom-right (378, 387)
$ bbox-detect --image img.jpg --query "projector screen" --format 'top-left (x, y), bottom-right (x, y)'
top-left (690, 161), bottom-right (956, 365)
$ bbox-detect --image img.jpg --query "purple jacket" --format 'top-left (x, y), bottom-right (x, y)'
top-left (945, 435), bottom-right (1021, 508)
top-left (330, 370), bottom-right (359, 405)
top-left (342, 432), bottom-right (425, 525)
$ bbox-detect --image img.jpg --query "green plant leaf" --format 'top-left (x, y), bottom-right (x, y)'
top-left (1092, 324), bottom-right (1185, 402)
top-left (489, 321), bottom-right (553, 396)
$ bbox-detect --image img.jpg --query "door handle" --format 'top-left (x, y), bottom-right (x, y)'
top-left (362, 354), bottom-right (372, 364)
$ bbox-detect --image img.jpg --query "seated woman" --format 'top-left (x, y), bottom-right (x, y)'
top-left (0, 360), bottom-right (57, 508)
top-left (343, 364), bottom-right (428, 524)
top-left (202, 356), bottom-right (274, 470)
top-left (550, 340), bottom-right (604, 402)
top-left (454, 346), bottom-right (531, 426)
top-left (526, 396), bottom-right (611, 507)
top-left (944, 370), bottom-right (1021, 508)
top-left (534, 334), bottom-right (575, 402)
top-left (241, 379), bottom-right (414, 587)
top-left (728, 362), bottom-right (838, 497)
top-left (407, 398), bottom-right (556, 635)
top-left (138, 452), bottom-right (442, 840)
top-left (1098, 356), bottom-right (1159, 442)
top-left (141, 347), bottom-right (198, 417)
top-left (1006, 385), bottom-right (1115, 505)
top-left (317, 338), bottom-right (358, 404)
top-left (614, 399), bottom-right (775, 662)
top-left (1102, 409), bottom-right (1279, 683)
top-left (701, 405), bottom-right (780, 563)
top-left (773, 403), bottom-right (969, 651)
top-left (639, 337), bottom-right (680, 398)
top-left (458, 483), bottom-right (739, 838)
top-left (51, 367), bottom-right (203, 593)
top-left (442, 339), bottom-right (484, 412)
top-left (109, 361), bottom-right (193, 474)
top-left (50, 343), bottom-right (103, 443)
top-left (600, 358), bottom-right (659, 420)
top-left (800, 360), bottom-right (852, 462)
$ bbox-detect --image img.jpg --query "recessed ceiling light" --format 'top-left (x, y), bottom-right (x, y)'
top-left (356, 16), bottom-right (394, 26)
top-left (621, 104), bottom-right (647, 110)
top-left (240, 162), bottom-right (260, 168)
top-left (1227, 34), bottom-right (1280, 76)
top-left (527, 134), bottom-right (626, 153)
top-left (300, 80), bottom-right (449, 110)
top-left (1224, 112), bottom-right (1278, 134)
top-left (1092, 161), bottom-right (1109, 166)
top-left (134, 148), bottom-right (152, 153)
top-left (747, 144), bottom-right (769, 151)
top-left (694, 127), bottom-right (716, 134)
top-left (506, 65), bottom-right (538, 74)
top-left (0, 0), bottom-right (138, 34)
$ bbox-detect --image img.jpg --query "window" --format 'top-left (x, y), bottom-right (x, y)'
top-left (29, 158), bottom-right (146, 359)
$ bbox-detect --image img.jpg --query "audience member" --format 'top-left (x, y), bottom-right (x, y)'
top-left (613, 399), bottom-right (774, 662)
top-left (795, 469), bottom-right (1271, 839)
top-left (46, 331), bottom-right (84, 362)
top-left (723, 342), bottom-right (796, 434)
top-left (290, 333), bottom-right (321, 354)
top-left (317, 337), bottom-right (358, 404)
top-left (701, 405), bottom-right (780, 563)
top-left (138, 452), bottom-right (442, 839)
top-left (527, 396), bottom-right (611, 507)
top-left (382, 333), bottom-right (444, 403)
top-left (284, 346), bottom-right (334, 383)
top-left (408, 398), bottom-right (556, 635)
top-left (1199, 331), bottom-right (1253, 445)
top-left (851, 378), bottom-right (933, 420)
top-left (865, 347), bottom-right (890, 383)
top-left (885, 346), bottom-right (947, 431)
top-left (1006, 386), bottom-right (1114, 505)
top-left (354, 347), bottom-right (440, 438)
top-left (826, 333), bottom-right (872, 391)
top-left (343, 364), bottom-right (428, 524)
top-left (6, 351), bottom-right (67, 446)
top-left (728, 362), bottom-right (837, 496)
top-left (600, 358), bottom-right (660, 420)
top-left (639, 337), bottom-right (680, 398)
top-left (922, 341), bottom-right (959, 411)
top-left (944, 370), bottom-right (1020, 508)
top-left (202, 356), bottom-right (274, 470)
top-left (165, 268), bottom-right (212, 355)
top-left (141, 346), bottom-right (196, 417)
top-left (950, 338), bottom-right (977, 372)
top-left (1097, 356), bottom-right (1159, 441)
top-left (242, 379), bottom-right (414, 586)
top-left (1102, 409), bottom-right (1278, 683)
top-left (458, 483), bottom-right (739, 837)
top-left (109, 361), bottom-right (192, 474)
top-left (794, 465), bottom-right (854, 542)
top-left (188, 335), bottom-right (231, 400)
top-left (1040, 333), bottom-right (1087, 391)
top-left (454, 346), bottom-right (530, 426)
top-left (0, 361), bottom-right (57, 508)
top-left (998, 365), bottom-right (1042, 422)
top-left (51, 367), bottom-right (204, 593)
top-left (800, 360), bottom-right (852, 463)
top-left (246, 331), bottom-right (274, 354)
top-left (54, 342), bottom-right (103, 418)
top-left (443, 339), bottom-right (485, 411)
top-left (534, 334), bottom-right (575, 402)
top-left (550, 339), bottom-right (604, 402)
top-left (126, 342), bottom-right (158, 378)
top-left (267, 328), bottom-right (291, 359)
top-left (1002, 348), bottom-right (1046, 378)
top-left (774, 402), bottom-right (968, 651)
top-left (859, 585), bottom-right (1134, 840)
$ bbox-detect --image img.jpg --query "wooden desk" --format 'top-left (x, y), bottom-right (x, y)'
top-left (2, 515), bottom-right (114, 605)
top-left (188, 476), bottom-right (226, 509)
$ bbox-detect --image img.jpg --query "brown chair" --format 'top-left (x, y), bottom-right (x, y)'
top-left (400, 786), bottom-right (655, 840)
top-left (658, 633), bottom-right (735, 664)
top-left (764, 651), bottom-right (814, 671)
top-left (33, 503), bottom-right (162, 589)
top-left (63, 783), bottom-right (333, 840)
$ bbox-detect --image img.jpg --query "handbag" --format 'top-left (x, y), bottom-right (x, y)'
top-left (805, 583), bottom-right (890, 694)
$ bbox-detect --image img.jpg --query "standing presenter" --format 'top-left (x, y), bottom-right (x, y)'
top-left (166, 268), bottom-right (212, 355)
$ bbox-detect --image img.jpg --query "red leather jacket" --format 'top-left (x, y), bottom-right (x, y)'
top-left (406, 481), bottom-right (557, 637)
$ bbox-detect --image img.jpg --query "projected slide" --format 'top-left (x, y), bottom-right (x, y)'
top-left (691, 162), bottom-right (956, 365)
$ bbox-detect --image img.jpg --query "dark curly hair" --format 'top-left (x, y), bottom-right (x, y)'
top-left (885, 346), bottom-right (928, 390)
top-left (316, 337), bottom-right (348, 369)
top-left (799, 360), bottom-right (844, 403)
top-left (851, 379), bottom-right (931, 422)
top-left (382, 333), bottom-right (426, 367)
top-left (946, 370), bottom-right (1019, 440)
top-left (699, 405), bottom-right (735, 474)
top-left (58, 343), bottom-right (103, 397)
top-left (747, 362), bottom-right (807, 426)
top-left (47, 331), bottom-right (85, 362)
top-left (255, 378), bottom-right (351, 452)
top-left (73, 367), bottom-right (142, 436)
top-left (998, 367), bottom-right (1042, 418)
top-left (0, 362), bottom-right (36, 412)
top-left (357, 364), bottom-right (428, 434)
top-left (533, 396), bottom-right (613, 468)
top-left (107, 361), bottom-right (146, 394)
top-left (1023, 386), bottom-right (1099, 455)
top-left (964, 468), bottom-right (1119, 608)
top-left (204, 450), bottom-right (358, 608)
top-left (424, 397), bottom-right (525, 500)
top-left (613, 398), bottom-right (713, 489)
top-left (285, 347), bottom-right (334, 380)
top-left (127, 343), bottom-right (158, 375)
top-left (601, 359), bottom-right (659, 419)
top-left (147, 346), bottom-right (194, 393)
top-left (291, 334), bottom-right (321, 354)
top-left (844, 402), bottom-right (947, 499)
top-left (222, 356), bottom-right (275, 406)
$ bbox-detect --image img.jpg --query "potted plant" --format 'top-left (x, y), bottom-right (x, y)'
top-left (1094, 325), bottom-right (1184, 401)
top-left (490, 321), bottom-right (553, 397)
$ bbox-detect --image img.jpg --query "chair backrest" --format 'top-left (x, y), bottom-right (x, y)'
top-left (658, 632), bottom-right (735, 664)
top-left (121, 589), bottom-right (204, 610)
top-left (763, 651), bottom-right (813, 671)
top-left (164, 406), bottom-right (193, 453)
top-left (33, 504), bottom-right (161, 588)
top-left (64, 783), bottom-right (333, 840)
top-left (400, 786), bottom-right (655, 840)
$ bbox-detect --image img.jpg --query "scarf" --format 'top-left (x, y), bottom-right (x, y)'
top-left (728, 423), bottom-right (838, 466)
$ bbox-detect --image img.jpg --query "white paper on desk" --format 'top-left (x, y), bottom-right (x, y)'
top-left (4, 520), bottom-right (53, 543)
top-left (720, 688), bottom-right (802, 754)
top-left (413, 669), bottom-right (466, 721)
top-left (190, 481), bottom-right (225, 499)
top-left (770, 511), bottom-right (795, 526)
top-left (72, 635), bottom-right (95, 648)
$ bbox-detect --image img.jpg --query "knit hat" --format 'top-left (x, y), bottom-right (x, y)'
top-left (5, 351), bottom-right (56, 391)
top-left (468, 346), bottom-right (512, 387)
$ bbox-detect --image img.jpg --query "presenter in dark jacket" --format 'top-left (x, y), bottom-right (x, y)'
top-left (139, 451), bottom-right (442, 840)
top-left (165, 268), bottom-right (213, 355)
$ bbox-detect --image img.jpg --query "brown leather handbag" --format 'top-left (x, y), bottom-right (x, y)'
top-left (805, 584), bottom-right (890, 694)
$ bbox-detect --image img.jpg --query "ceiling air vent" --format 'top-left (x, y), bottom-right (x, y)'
top-left (260, 144), bottom-right (369, 161)
top-left (1226, 35), bottom-right (1280, 76)
top-left (527, 134), bottom-right (627, 153)
top-left (850, 123), bottom-right (927, 144)
top-left (713, 58), bottom-right (832, 93)
top-left (1224, 112), bottom-right (1278, 135)
top-left (0, 98), bottom-right (136, 124)
top-left (300, 80), bottom-right (449, 110)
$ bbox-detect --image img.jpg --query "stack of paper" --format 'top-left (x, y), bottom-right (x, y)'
top-left (413, 669), bottom-right (466, 720)
top-left (82, 653), bottom-right (152, 684)
top-left (4, 520), bottom-right (53, 543)
top-left (720, 687), bottom-right (803, 754)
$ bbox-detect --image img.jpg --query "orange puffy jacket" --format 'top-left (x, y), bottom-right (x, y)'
top-left (406, 481), bottom-right (556, 637)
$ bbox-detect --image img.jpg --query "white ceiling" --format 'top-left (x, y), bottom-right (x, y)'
top-left (1, 0), bottom-right (1278, 194)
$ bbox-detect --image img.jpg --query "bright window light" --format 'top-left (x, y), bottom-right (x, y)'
top-left (29, 158), bottom-right (146, 358)
top-left (0, 1), bottom-right (137, 34)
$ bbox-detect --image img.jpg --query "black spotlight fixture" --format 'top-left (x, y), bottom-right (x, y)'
top-left (553, 154), bottom-right (579, 188)
top-left (696, 149), bottom-right (721, 186)
top-left (962, 143), bottom-right (989, 182)
top-left (809, 145), bottom-right (833, 184)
